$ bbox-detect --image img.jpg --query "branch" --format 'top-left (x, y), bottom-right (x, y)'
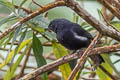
top-left (65, 0), bottom-right (120, 41)
top-left (98, 0), bottom-right (120, 20)
top-left (101, 11), bottom-right (119, 32)
top-left (102, 6), bottom-right (114, 21)
top-left (106, 0), bottom-right (120, 11)
top-left (92, 44), bottom-right (120, 55)
top-left (68, 34), bottom-right (102, 80)
top-left (19, 51), bottom-right (82, 80)
top-left (14, 5), bottom-right (32, 14)
top-left (0, 1), bottom-right (65, 40)
top-left (19, 43), bottom-right (120, 80)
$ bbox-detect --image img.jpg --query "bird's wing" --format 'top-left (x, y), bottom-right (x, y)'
top-left (71, 24), bottom-right (93, 40)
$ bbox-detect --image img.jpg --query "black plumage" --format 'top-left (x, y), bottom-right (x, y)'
top-left (48, 18), bottom-right (104, 68)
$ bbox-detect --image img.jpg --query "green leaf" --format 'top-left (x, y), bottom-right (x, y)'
top-left (96, 54), bottom-right (117, 80)
top-left (0, 32), bottom-right (12, 47)
top-left (4, 43), bottom-right (32, 80)
top-left (96, 66), bottom-right (112, 80)
top-left (102, 54), bottom-right (120, 76)
top-left (0, 0), bottom-right (15, 12)
top-left (97, 9), bottom-right (103, 21)
top-left (98, 10), bottom-right (120, 32)
top-left (32, 33), bottom-right (47, 66)
top-left (113, 59), bottom-right (120, 64)
top-left (44, 31), bottom-right (56, 40)
top-left (0, 39), bottom-right (32, 69)
top-left (10, 28), bottom-right (27, 69)
top-left (3, 32), bottom-right (14, 48)
top-left (73, 13), bottom-right (79, 23)
top-left (32, 33), bottom-right (48, 80)
top-left (5, 25), bottom-right (22, 63)
top-left (52, 41), bottom-right (74, 80)
top-left (110, 21), bottom-right (120, 32)
top-left (18, 0), bottom-right (28, 12)
top-left (30, 15), bottom-right (49, 28)
top-left (27, 22), bottom-right (45, 33)
top-left (0, 13), bottom-right (16, 26)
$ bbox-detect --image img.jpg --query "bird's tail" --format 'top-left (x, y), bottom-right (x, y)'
top-left (90, 54), bottom-right (104, 68)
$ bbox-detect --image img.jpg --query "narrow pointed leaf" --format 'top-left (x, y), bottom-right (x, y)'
top-left (52, 41), bottom-right (73, 80)
top-left (0, 39), bottom-right (32, 69)
top-left (32, 33), bottom-right (47, 67)
top-left (32, 33), bottom-right (48, 80)
top-left (4, 43), bottom-right (32, 80)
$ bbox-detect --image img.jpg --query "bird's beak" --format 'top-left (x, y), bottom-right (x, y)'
top-left (44, 28), bottom-right (52, 32)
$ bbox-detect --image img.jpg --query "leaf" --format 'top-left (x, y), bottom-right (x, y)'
top-left (10, 28), bottom-right (27, 69)
top-left (30, 15), bottom-right (49, 28)
top-left (52, 41), bottom-right (74, 80)
top-left (32, 33), bottom-right (48, 80)
top-left (27, 22), bottom-right (45, 33)
top-left (0, 0), bottom-right (15, 12)
top-left (0, 39), bottom-right (32, 69)
top-left (96, 66), bottom-right (112, 80)
top-left (18, 0), bottom-right (28, 12)
top-left (3, 32), bottom-right (14, 48)
top-left (102, 54), bottom-right (120, 76)
top-left (5, 25), bottom-right (22, 63)
top-left (113, 59), bottom-right (120, 64)
top-left (73, 13), bottom-right (79, 23)
top-left (110, 21), bottom-right (120, 32)
top-left (4, 43), bottom-right (32, 80)
top-left (96, 54), bottom-right (115, 80)
top-left (98, 10), bottom-right (120, 32)
top-left (32, 33), bottom-right (47, 67)
top-left (0, 32), bottom-right (12, 47)
top-left (97, 9), bottom-right (103, 21)
top-left (44, 31), bottom-right (56, 40)
top-left (0, 13), bottom-right (16, 26)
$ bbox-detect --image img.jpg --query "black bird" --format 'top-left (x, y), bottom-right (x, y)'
top-left (48, 18), bottom-right (104, 69)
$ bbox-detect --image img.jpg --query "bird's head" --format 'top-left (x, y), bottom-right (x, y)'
top-left (48, 18), bottom-right (70, 33)
top-left (48, 19), bottom-right (59, 33)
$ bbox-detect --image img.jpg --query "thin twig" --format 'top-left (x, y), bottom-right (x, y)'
top-left (15, 47), bottom-right (32, 79)
top-left (92, 44), bottom-right (120, 55)
top-left (102, 6), bottom-right (114, 22)
top-left (44, 51), bottom-right (53, 58)
top-left (14, 5), bottom-right (32, 14)
top-left (7, 41), bottom-right (52, 46)
top-left (40, 33), bottom-right (51, 41)
top-left (32, 0), bottom-right (43, 8)
top-left (68, 34), bottom-right (102, 80)
top-left (101, 11), bottom-right (119, 32)
top-left (80, 77), bottom-right (99, 80)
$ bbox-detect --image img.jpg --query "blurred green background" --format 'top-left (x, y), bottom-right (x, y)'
top-left (0, 0), bottom-right (120, 80)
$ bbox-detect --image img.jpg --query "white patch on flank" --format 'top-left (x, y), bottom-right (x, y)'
top-left (73, 32), bottom-right (88, 41)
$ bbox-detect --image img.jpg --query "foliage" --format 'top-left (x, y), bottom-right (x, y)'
top-left (0, 0), bottom-right (120, 80)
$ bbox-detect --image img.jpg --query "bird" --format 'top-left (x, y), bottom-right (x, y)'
top-left (48, 18), bottom-right (104, 69)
